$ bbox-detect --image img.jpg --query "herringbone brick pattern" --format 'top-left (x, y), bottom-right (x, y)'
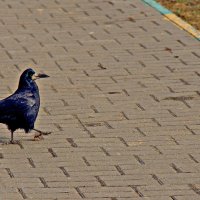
top-left (0, 0), bottom-right (200, 199)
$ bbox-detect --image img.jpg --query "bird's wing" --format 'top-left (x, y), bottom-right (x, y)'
top-left (0, 92), bottom-right (37, 126)
top-left (22, 93), bottom-right (39, 128)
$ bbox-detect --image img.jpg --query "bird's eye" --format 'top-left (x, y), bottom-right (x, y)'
top-left (28, 72), bottom-right (34, 77)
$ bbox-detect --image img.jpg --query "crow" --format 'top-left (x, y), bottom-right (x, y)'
top-left (0, 68), bottom-right (50, 143)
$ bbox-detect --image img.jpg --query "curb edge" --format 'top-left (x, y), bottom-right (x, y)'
top-left (142, 0), bottom-right (200, 41)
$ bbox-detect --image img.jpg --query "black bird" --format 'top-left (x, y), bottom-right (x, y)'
top-left (0, 68), bottom-right (50, 143)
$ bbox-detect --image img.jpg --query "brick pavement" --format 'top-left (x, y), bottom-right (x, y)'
top-left (0, 0), bottom-right (200, 199)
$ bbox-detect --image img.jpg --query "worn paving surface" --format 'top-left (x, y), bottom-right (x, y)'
top-left (0, 0), bottom-right (200, 199)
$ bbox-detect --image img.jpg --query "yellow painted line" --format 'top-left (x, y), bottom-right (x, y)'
top-left (165, 13), bottom-right (200, 39)
top-left (141, 0), bottom-right (200, 41)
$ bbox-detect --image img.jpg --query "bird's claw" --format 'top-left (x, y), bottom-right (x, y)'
top-left (34, 132), bottom-right (44, 140)
top-left (34, 135), bottom-right (44, 141)
top-left (2, 140), bottom-right (20, 145)
top-left (33, 130), bottom-right (51, 141)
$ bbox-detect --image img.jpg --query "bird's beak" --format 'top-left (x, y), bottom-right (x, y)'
top-left (32, 73), bottom-right (49, 80)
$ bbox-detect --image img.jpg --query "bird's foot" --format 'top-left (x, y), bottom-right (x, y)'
top-left (33, 128), bottom-right (51, 140)
top-left (34, 132), bottom-right (44, 140)
top-left (3, 140), bottom-right (20, 145)
top-left (10, 140), bottom-right (20, 144)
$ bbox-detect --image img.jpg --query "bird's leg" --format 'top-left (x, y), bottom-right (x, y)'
top-left (33, 128), bottom-right (51, 139)
top-left (10, 131), bottom-right (14, 143)
top-left (2, 132), bottom-right (18, 145)
top-left (33, 128), bottom-right (51, 135)
top-left (9, 131), bottom-right (19, 144)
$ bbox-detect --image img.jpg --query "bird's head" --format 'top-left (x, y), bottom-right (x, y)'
top-left (18, 68), bottom-right (49, 89)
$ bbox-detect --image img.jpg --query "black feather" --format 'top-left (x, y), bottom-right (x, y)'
top-left (0, 68), bottom-right (48, 142)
